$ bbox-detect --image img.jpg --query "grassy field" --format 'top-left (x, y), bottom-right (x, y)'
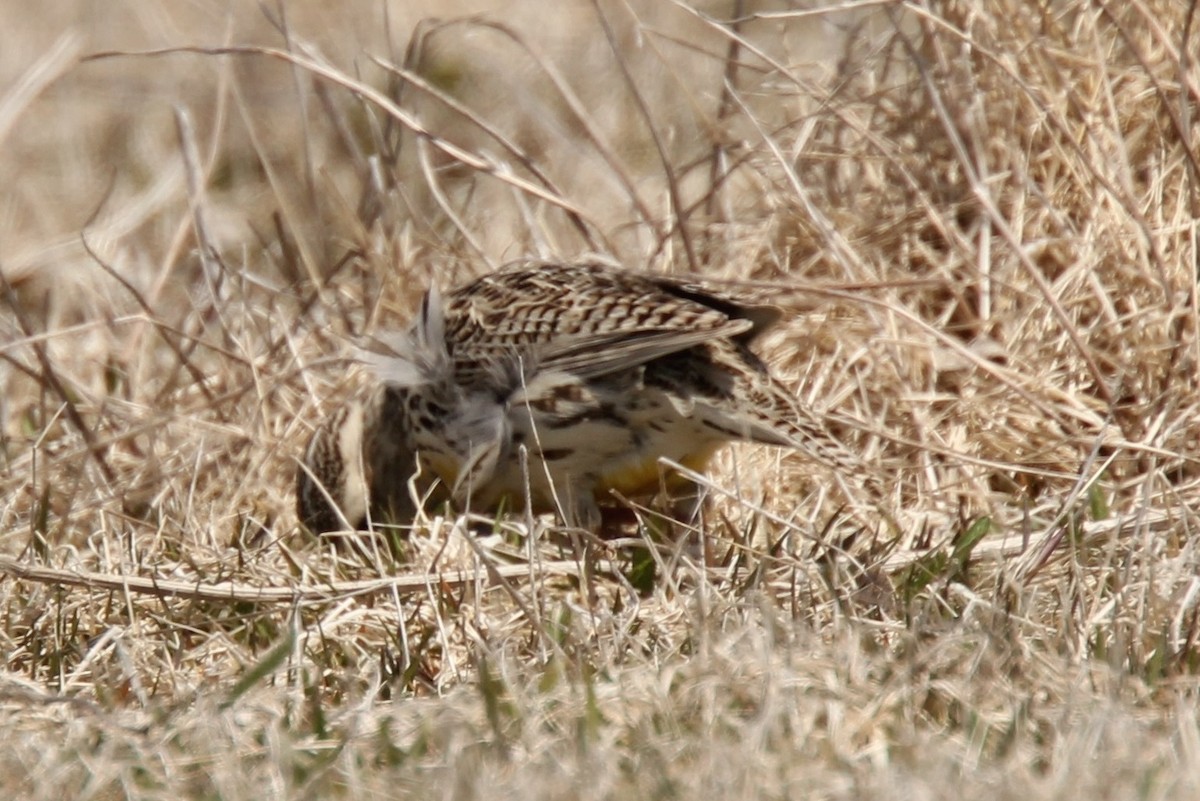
top-left (2, 0), bottom-right (1199, 797)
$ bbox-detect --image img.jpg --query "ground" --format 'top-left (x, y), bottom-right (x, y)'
top-left (1, 1), bottom-right (1198, 798)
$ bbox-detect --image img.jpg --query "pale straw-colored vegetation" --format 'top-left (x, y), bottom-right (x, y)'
top-left (1, 1), bottom-right (1198, 798)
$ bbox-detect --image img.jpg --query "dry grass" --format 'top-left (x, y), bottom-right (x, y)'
top-left (2, 0), bottom-right (1199, 797)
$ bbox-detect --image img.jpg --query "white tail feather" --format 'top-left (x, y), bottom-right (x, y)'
top-left (358, 285), bottom-right (451, 389)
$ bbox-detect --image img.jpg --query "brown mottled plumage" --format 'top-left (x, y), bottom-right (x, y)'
top-left (296, 261), bottom-right (870, 534)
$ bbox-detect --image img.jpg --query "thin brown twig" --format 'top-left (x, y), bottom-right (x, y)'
top-left (79, 185), bottom-right (219, 408)
top-left (0, 556), bottom-right (589, 605)
top-left (705, 0), bottom-right (744, 222)
top-left (83, 44), bottom-right (593, 236)
top-left (377, 18), bottom-right (623, 249)
top-left (0, 272), bottom-right (117, 486)
top-left (590, 0), bottom-right (697, 271)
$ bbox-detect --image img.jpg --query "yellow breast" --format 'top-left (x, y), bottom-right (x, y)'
top-left (593, 443), bottom-right (721, 499)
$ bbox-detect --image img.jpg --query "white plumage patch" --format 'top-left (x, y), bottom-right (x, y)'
top-left (359, 285), bottom-right (449, 390)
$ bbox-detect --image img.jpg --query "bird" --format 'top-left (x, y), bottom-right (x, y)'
top-left (296, 261), bottom-right (873, 535)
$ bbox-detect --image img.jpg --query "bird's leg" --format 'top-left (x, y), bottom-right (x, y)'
top-left (559, 485), bottom-right (604, 608)
top-left (598, 505), bottom-right (639, 538)
top-left (664, 478), bottom-right (717, 566)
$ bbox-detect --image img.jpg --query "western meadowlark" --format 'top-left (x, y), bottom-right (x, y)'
top-left (296, 261), bottom-right (871, 534)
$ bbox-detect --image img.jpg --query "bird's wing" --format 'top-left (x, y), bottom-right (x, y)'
top-left (532, 318), bottom-right (754, 380)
